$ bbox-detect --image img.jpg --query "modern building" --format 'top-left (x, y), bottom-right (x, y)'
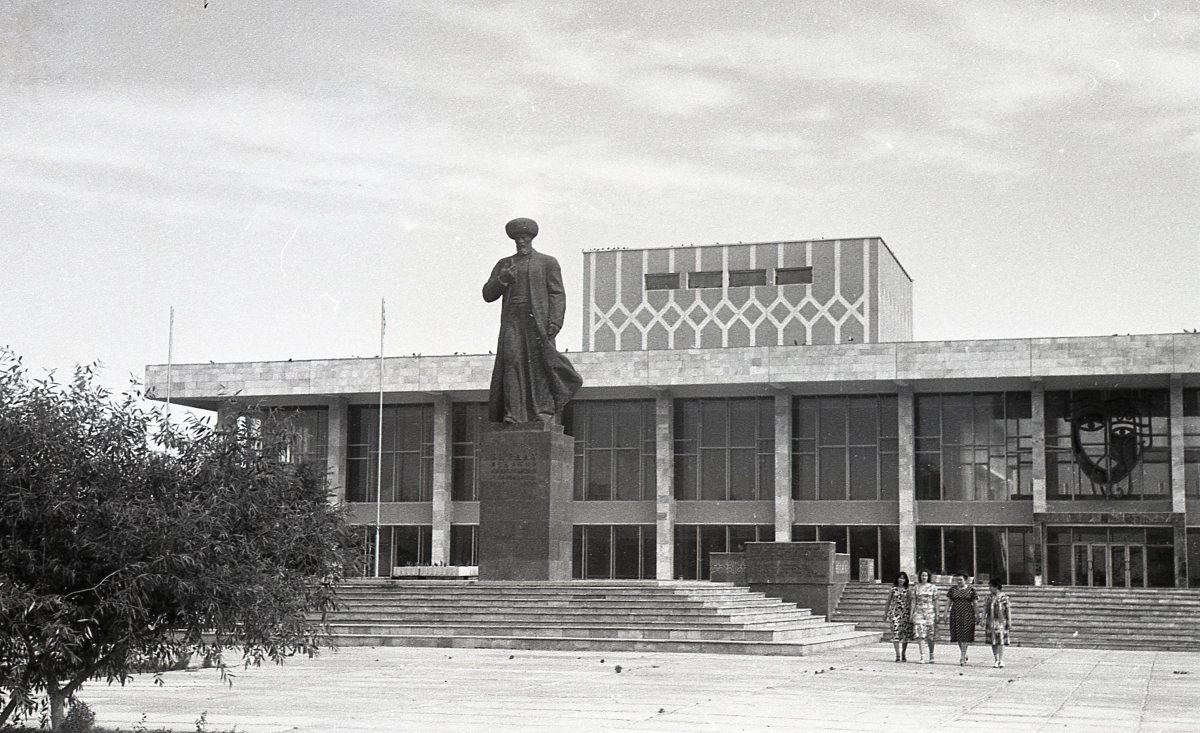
top-left (147, 238), bottom-right (1200, 589)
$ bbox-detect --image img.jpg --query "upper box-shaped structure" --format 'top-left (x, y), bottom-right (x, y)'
top-left (582, 238), bottom-right (913, 351)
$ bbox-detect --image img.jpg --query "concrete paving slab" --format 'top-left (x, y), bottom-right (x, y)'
top-left (75, 644), bottom-right (1200, 732)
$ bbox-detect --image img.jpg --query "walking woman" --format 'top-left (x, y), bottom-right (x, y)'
top-left (910, 570), bottom-right (939, 664)
top-left (983, 578), bottom-right (1012, 668)
top-left (947, 572), bottom-right (979, 666)
top-left (882, 572), bottom-right (913, 662)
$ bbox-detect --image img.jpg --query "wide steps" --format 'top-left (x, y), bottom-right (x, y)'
top-left (832, 582), bottom-right (1200, 652)
top-left (320, 580), bottom-right (878, 656)
top-left (330, 629), bottom-right (877, 656)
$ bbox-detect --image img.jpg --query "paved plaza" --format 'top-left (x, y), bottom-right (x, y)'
top-left (79, 643), bottom-right (1200, 732)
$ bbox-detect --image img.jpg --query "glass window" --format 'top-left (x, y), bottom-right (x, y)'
top-left (672, 525), bottom-right (773, 579)
top-left (688, 271), bottom-right (723, 288)
top-left (675, 398), bottom-right (774, 500)
top-left (449, 524), bottom-right (478, 566)
top-left (451, 403), bottom-right (487, 501)
top-left (347, 405), bottom-right (433, 502)
top-left (729, 269), bottom-right (767, 287)
top-left (1046, 390), bottom-right (1170, 500)
top-left (1185, 389), bottom-right (1200, 496)
top-left (915, 393), bottom-right (1032, 501)
top-left (792, 395), bottom-right (899, 500)
top-left (389, 525), bottom-right (432, 569)
top-left (238, 406), bottom-right (329, 477)
top-left (573, 525), bottom-right (656, 580)
top-left (775, 267), bottom-right (813, 285)
top-left (644, 273), bottom-right (680, 290)
top-left (564, 400), bottom-right (656, 501)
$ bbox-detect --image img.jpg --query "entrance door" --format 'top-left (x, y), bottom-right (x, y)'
top-left (1072, 543), bottom-right (1147, 587)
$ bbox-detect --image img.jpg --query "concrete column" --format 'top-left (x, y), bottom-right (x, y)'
top-left (326, 398), bottom-right (348, 506)
top-left (1031, 381), bottom-right (1047, 514)
top-left (1170, 376), bottom-right (1187, 588)
top-left (897, 384), bottom-right (916, 575)
top-left (655, 394), bottom-right (675, 580)
top-left (1171, 375), bottom-right (1186, 514)
top-left (431, 395), bottom-right (452, 565)
top-left (774, 391), bottom-right (793, 541)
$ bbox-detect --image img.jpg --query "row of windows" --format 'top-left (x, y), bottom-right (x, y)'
top-left (645, 266), bottom-right (813, 291)
top-left (353, 523), bottom-right (1150, 586)
top-left (314, 389), bottom-right (1200, 505)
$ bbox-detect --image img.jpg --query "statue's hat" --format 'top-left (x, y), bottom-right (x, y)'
top-left (505, 217), bottom-right (539, 240)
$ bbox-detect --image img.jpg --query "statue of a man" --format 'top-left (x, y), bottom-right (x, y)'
top-left (482, 218), bottom-right (583, 424)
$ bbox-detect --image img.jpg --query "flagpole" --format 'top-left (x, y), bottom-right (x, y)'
top-left (375, 298), bottom-right (385, 577)
top-left (166, 306), bottom-right (174, 416)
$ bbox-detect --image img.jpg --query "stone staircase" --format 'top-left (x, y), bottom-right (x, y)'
top-left (832, 582), bottom-right (1200, 651)
top-left (318, 579), bottom-right (879, 656)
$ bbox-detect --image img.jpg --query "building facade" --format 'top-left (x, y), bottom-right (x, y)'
top-left (148, 239), bottom-right (1200, 588)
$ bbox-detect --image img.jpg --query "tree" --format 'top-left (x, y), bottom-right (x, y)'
top-left (0, 350), bottom-right (354, 729)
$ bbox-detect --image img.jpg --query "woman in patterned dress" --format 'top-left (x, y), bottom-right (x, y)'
top-left (947, 573), bottom-right (979, 666)
top-left (984, 578), bottom-right (1012, 668)
top-left (882, 572), bottom-right (913, 662)
top-left (909, 570), bottom-right (939, 664)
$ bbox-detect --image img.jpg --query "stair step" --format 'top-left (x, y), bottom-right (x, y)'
top-left (323, 580), bottom-right (874, 656)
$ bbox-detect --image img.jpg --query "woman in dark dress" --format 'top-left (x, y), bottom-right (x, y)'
top-left (947, 572), bottom-right (979, 666)
top-left (882, 572), bottom-right (913, 662)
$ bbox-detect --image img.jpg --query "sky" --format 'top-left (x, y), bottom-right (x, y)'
top-left (3, 0), bottom-right (1199, 400)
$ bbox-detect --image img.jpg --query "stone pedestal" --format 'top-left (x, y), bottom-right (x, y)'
top-left (477, 422), bottom-right (574, 581)
top-left (745, 542), bottom-right (851, 619)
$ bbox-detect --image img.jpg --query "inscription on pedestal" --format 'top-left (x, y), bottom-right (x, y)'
top-left (477, 425), bottom-right (574, 581)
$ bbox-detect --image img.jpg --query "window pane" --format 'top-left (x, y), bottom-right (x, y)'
top-left (818, 447), bottom-right (846, 500)
top-left (699, 525), bottom-right (728, 579)
top-left (587, 450), bottom-right (613, 500)
top-left (729, 269), bottom-right (767, 287)
top-left (614, 449), bottom-right (641, 500)
top-left (848, 446), bottom-right (878, 500)
top-left (850, 527), bottom-right (879, 581)
top-left (688, 270), bottom-right (723, 288)
top-left (878, 396), bottom-right (899, 438)
top-left (645, 273), bottom-right (680, 290)
top-left (819, 399), bottom-right (847, 445)
top-left (675, 400), bottom-right (698, 441)
top-left (589, 402), bottom-right (613, 449)
top-left (585, 526), bottom-right (612, 579)
top-left (915, 396), bottom-right (940, 438)
top-left (848, 397), bottom-right (877, 445)
top-left (794, 398), bottom-right (818, 440)
top-left (944, 528), bottom-right (975, 577)
top-left (674, 525), bottom-right (698, 580)
top-left (880, 453), bottom-right (899, 500)
top-left (729, 448), bottom-right (756, 500)
top-left (916, 453), bottom-right (941, 500)
top-left (817, 526), bottom-right (848, 554)
top-left (974, 527), bottom-right (1004, 582)
top-left (674, 455), bottom-right (697, 500)
top-left (700, 449), bottom-right (727, 500)
top-left (793, 454), bottom-right (816, 500)
top-left (615, 403), bottom-right (641, 448)
top-left (792, 525), bottom-right (818, 541)
top-left (701, 401), bottom-right (727, 447)
top-left (729, 400), bottom-right (758, 447)
top-left (613, 525), bottom-right (641, 579)
top-left (880, 526), bottom-right (901, 584)
top-left (729, 525), bottom-right (758, 552)
top-left (916, 527), bottom-right (943, 576)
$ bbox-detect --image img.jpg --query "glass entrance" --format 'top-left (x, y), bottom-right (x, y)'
top-left (1072, 542), bottom-right (1147, 587)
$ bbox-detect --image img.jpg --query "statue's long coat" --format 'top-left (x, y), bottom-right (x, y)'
top-left (482, 249), bottom-right (582, 422)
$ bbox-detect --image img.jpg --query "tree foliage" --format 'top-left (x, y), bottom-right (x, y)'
top-left (0, 350), bottom-right (353, 729)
